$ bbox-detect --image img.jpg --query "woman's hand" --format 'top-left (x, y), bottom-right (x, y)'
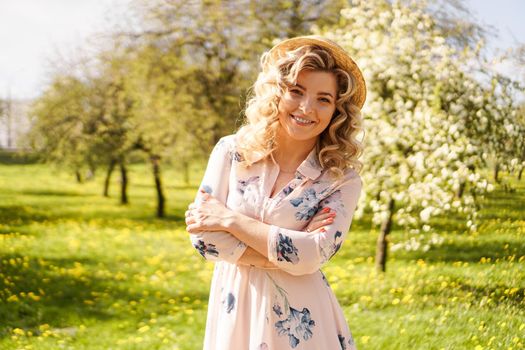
top-left (185, 189), bottom-right (235, 233)
top-left (304, 207), bottom-right (336, 233)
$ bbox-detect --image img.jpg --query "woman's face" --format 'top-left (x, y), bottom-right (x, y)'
top-left (277, 70), bottom-right (338, 144)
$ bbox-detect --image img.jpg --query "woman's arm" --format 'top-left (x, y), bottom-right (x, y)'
top-left (236, 247), bottom-right (277, 268)
top-left (235, 208), bottom-right (335, 268)
top-left (187, 171), bottom-right (362, 276)
top-left (188, 136), bottom-right (248, 264)
top-left (190, 196), bottom-right (336, 269)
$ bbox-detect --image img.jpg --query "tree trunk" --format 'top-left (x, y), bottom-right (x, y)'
top-left (518, 166), bottom-right (523, 181)
top-left (119, 162), bottom-right (128, 205)
top-left (75, 170), bottom-right (83, 183)
top-left (152, 156), bottom-right (165, 218)
top-left (456, 181), bottom-right (466, 198)
top-left (494, 162), bottom-right (500, 183)
top-left (103, 159), bottom-right (117, 197)
top-left (183, 160), bottom-right (190, 186)
top-left (375, 198), bottom-right (395, 273)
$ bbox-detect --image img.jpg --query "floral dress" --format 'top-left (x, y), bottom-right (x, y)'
top-left (189, 134), bottom-right (362, 350)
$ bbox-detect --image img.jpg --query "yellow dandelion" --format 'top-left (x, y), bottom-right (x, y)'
top-left (28, 292), bottom-right (40, 301)
top-left (12, 328), bottom-right (25, 336)
top-left (138, 325), bottom-right (150, 333)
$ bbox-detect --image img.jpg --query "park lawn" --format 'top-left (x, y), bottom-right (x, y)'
top-left (0, 163), bottom-right (523, 350)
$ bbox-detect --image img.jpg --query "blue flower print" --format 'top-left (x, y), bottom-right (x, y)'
top-left (275, 307), bottom-right (316, 348)
top-left (320, 230), bottom-right (344, 263)
top-left (201, 184), bottom-right (213, 194)
top-left (224, 292), bottom-right (235, 313)
top-left (338, 334), bottom-right (347, 350)
top-left (289, 188), bottom-right (319, 221)
top-left (238, 176), bottom-right (260, 194)
top-left (283, 185), bottom-right (294, 196)
top-left (276, 233), bottom-right (299, 264)
top-left (331, 231), bottom-right (343, 258)
top-left (320, 190), bottom-right (347, 217)
top-left (274, 182), bottom-right (298, 201)
top-left (193, 240), bottom-right (219, 259)
top-left (273, 303), bottom-right (283, 317)
top-left (233, 151), bottom-right (243, 162)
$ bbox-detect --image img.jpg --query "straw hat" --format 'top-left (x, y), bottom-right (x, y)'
top-left (268, 35), bottom-right (367, 109)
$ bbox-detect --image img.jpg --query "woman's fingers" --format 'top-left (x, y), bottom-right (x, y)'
top-left (305, 208), bottom-right (336, 232)
top-left (311, 212), bottom-right (334, 222)
top-left (306, 221), bottom-right (326, 232)
top-left (314, 207), bottom-right (335, 219)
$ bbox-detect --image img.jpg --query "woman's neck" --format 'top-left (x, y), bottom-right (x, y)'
top-left (273, 129), bottom-right (317, 171)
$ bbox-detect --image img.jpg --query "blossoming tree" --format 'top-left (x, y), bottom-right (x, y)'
top-left (320, 0), bottom-right (518, 271)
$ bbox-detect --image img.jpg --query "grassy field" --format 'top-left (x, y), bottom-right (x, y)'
top-left (0, 162), bottom-right (524, 350)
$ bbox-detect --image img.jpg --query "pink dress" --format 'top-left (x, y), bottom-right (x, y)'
top-left (189, 134), bottom-right (362, 350)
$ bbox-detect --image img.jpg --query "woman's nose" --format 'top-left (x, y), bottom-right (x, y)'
top-left (299, 96), bottom-right (314, 116)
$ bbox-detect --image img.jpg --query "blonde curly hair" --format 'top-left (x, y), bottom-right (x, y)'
top-left (236, 44), bottom-right (364, 178)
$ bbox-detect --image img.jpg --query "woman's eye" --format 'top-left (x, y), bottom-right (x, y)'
top-left (319, 98), bottom-right (331, 103)
top-left (290, 89), bottom-right (302, 95)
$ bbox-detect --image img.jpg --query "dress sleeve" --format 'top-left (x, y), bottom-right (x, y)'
top-left (266, 172), bottom-right (362, 276)
top-left (188, 136), bottom-right (248, 264)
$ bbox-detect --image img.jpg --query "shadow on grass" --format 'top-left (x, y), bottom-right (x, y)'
top-left (0, 205), bottom-right (52, 231)
top-left (395, 238), bottom-right (525, 263)
top-left (133, 183), bottom-right (199, 191)
top-left (0, 253), bottom-right (209, 338)
top-left (0, 199), bottom-right (186, 234)
top-left (20, 190), bottom-right (94, 197)
top-left (390, 177), bottom-right (525, 264)
top-left (455, 280), bottom-right (525, 307)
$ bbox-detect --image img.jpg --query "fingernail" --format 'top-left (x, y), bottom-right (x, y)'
top-left (320, 228), bottom-right (326, 232)
top-left (325, 218), bottom-right (333, 224)
top-left (329, 213), bottom-right (336, 217)
top-left (322, 208), bottom-right (330, 213)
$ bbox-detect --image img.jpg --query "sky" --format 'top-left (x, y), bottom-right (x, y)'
top-left (0, 0), bottom-right (524, 101)
top-left (0, 0), bottom-right (133, 101)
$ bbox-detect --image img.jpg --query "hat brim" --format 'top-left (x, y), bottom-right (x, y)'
top-left (268, 35), bottom-right (367, 109)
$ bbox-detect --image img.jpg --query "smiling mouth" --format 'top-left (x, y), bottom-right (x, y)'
top-left (290, 114), bottom-right (315, 125)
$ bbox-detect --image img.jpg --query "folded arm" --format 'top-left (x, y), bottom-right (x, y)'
top-left (224, 174), bottom-right (362, 275)
top-left (188, 136), bottom-right (248, 264)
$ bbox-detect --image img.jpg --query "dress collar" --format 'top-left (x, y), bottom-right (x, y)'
top-left (266, 147), bottom-right (323, 180)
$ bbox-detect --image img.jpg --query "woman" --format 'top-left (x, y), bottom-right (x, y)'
top-left (185, 35), bottom-right (366, 350)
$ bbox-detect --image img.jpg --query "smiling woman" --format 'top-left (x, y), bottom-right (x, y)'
top-left (185, 35), bottom-right (366, 350)
top-left (277, 70), bottom-right (337, 143)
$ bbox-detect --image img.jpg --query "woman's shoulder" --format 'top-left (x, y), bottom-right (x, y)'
top-left (216, 134), bottom-right (236, 147)
top-left (214, 134), bottom-right (237, 153)
top-left (343, 166), bottom-right (361, 181)
top-left (214, 134), bottom-right (243, 162)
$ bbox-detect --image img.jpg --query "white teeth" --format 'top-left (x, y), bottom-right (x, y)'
top-left (291, 115), bottom-right (313, 124)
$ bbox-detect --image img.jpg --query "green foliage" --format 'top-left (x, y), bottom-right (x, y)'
top-left (0, 163), bottom-right (524, 349)
top-left (0, 150), bottom-right (38, 165)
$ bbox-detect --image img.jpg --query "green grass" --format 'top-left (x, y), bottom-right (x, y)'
top-left (0, 163), bottom-right (523, 350)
